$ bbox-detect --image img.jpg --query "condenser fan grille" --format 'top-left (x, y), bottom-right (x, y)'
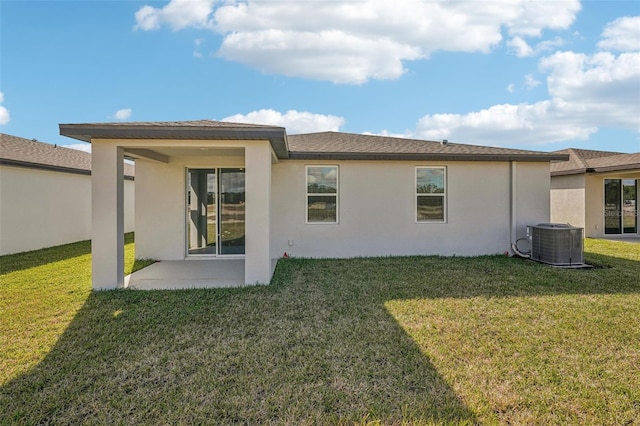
top-left (530, 223), bottom-right (583, 266)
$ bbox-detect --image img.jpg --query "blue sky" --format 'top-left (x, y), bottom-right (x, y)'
top-left (1, 0), bottom-right (639, 153)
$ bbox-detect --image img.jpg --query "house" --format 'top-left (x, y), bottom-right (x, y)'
top-left (0, 133), bottom-right (135, 255)
top-left (550, 148), bottom-right (639, 238)
top-left (59, 120), bottom-right (568, 290)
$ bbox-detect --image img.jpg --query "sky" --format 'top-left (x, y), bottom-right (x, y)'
top-left (1, 0), bottom-right (639, 154)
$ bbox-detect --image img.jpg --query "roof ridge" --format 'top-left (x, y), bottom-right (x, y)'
top-left (567, 148), bottom-right (589, 169)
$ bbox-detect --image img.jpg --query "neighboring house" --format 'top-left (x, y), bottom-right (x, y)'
top-left (550, 148), bottom-right (639, 238)
top-left (59, 120), bottom-right (567, 289)
top-left (0, 133), bottom-right (135, 255)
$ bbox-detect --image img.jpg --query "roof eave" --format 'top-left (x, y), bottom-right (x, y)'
top-left (288, 152), bottom-right (570, 162)
top-left (591, 164), bottom-right (640, 174)
top-left (0, 158), bottom-right (135, 179)
top-left (59, 124), bottom-right (290, 159)
top-left (550, 169), bottom-right (586, 177)
top-left (551, 163), bottom-right (640, 176)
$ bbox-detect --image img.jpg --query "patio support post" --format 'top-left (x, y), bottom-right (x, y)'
top-left (91, 142), bottom-right (125, 290)
top-left (244, 142), bottom-right (272, 284)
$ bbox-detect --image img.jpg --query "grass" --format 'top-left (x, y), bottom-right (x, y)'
top-left (1, 238), bottom-right (639, 424)
top-left (0, 234), bottom-right (152, 386)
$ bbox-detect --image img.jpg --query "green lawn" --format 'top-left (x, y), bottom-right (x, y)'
top-left (1, 238), bottom-right (638, 425)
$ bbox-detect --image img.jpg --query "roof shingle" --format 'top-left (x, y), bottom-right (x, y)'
top-left (288, 131), bottom-right (568, 161)
top-left (550, 148), bottom-right (640, 175)
top-left (58, 120), bottom-right (568, 162)
top-left (1, 133), bottom-right (135, 177)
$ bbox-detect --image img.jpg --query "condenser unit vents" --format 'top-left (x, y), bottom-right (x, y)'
top-left (530, 223), bottom-right (584, 266)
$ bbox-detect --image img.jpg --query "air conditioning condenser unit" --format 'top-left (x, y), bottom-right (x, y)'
top-left (530, 223), bottom-right (584, 266)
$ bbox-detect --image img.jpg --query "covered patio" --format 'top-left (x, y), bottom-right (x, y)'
top-left (124, 259), bottom-right (245, 290)
top-left (60, 120), bottom-right (289, 290)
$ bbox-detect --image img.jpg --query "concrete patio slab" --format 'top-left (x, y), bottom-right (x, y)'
top-left (124, 259), bottom-right (245, 290)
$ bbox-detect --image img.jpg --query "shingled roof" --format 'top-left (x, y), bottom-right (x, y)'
top-left (287, 131), bottom-right (568, 161)
top-left (59, 120), bottom-right (568, 162)
top-left (550, 148), bottom-right (640, 176)
top-left (1, 133), bottom-right (135, 178)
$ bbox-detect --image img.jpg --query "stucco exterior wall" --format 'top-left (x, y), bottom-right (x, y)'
top-left (584, 174), bottom-right (604, 238)
top-left (134, 155), bottom-right (245, 260)
top-left (0, 164), bottom-right (134, 255)
top-left (270, 160), bottom-right (551, 258)
top-left (551, 172), bottom-right (639, 238)
top-left (515, 161), bottom-right (552, 245)
top-left (550, 174), bottom-right (586, 229)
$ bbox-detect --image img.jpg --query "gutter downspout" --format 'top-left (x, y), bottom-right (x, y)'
top-left (510, 160), bottom-right (531, 258)
top-left (510, 160), bottom-right (516, 247)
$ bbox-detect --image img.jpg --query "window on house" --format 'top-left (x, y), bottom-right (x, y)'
top-left (306, 166), bottom-right (338, 223)
top-left (416, 167), bottom-right (446, 222)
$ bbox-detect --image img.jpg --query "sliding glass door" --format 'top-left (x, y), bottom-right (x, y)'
top-left (604, 179), bottom-right (638, 235)
top-left (219, 169), bottom-right (245, 255)
top-left (622, 179), bottom-right (637, 234)
top-left (187, 168), bottom-right (245, 255)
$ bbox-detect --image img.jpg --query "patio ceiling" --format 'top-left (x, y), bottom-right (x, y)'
top-left (124, 146), bottom-right (246, 162)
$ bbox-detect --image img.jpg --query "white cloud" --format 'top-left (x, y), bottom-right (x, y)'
top-left (598, 16), bottom-right (640, 52)
top-left (63, 143), bottom-right (92, 153)
top-left (0, 92), bottom-right (9, 125)
top-left (508, 36), bottom-right (564, 58)
top-left (114, 108), bottom-right (132, 120)
top-left (135, 0), bottom-right (580, 84)
top-left (401, 14), bottom-right (640, 147)
top-left (414, 101), bottom-right (598, 146)
top-left (193, 38), bottom-right (205, 58)
top-left (218, 30), bottom-right (421, 84)
top-left (222, 109), bottom-right (345, 134)
top-left (506, 83), bottom-right (515, 93)
top-left (412, 47), bottom-right (640, 146)
top-left (135, 0), bottom-right (214, 31)
top-left (540, 51), bottom-right (640, 129)
top-left (507, 36), bottom-right (534, 57)
top-left (524, 74), bottom-right (540, 89)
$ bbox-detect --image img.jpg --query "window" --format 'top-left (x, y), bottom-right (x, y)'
top-left (416, 167), bottom-right (446, 222)
top-left (306, 166), bottom-right (338, 223)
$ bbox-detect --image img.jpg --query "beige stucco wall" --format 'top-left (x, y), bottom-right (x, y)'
top-left (270, 160), bottom-right (551, 258)
top-left (0, 165), bottom-right (134, 255)
top-left (550, 174), bottom-right (586, 229)
top-left (551, 172), bottom-right (640, 238)
top-left (134, 154), bottom-right (245, 260)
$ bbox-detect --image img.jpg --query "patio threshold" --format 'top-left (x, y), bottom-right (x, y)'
top-left (124, 259), bottom-right (245, 290)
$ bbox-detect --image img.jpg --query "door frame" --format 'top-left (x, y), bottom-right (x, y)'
top-left (185, 167), bottom-right (246, 257)
top-left (603, 178), bottom-right (638, 235)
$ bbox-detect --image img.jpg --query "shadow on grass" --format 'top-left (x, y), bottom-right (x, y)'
top-left (2, 248), bottom-right (638, 424)
top-left (1, 267), bottom-right (478, 424)
top-left (0, 234), bottom-right (136, 275)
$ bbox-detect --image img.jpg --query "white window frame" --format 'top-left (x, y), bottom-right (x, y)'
top-left (306, 165), bottom-right (339, 224)
top-left (415, 166), bottom-right (447, 223)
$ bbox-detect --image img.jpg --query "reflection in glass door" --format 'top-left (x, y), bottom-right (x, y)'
top-left (622, 179), bottom-right (637, 234)
top-left (604, 179), bottom-right (638, 235)
top-left (187, 169), bottom-right (217, 254)
top-left (219, 169), bottom-right (245, 254)
top-left (187, 168), bottom-right (245, 255)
